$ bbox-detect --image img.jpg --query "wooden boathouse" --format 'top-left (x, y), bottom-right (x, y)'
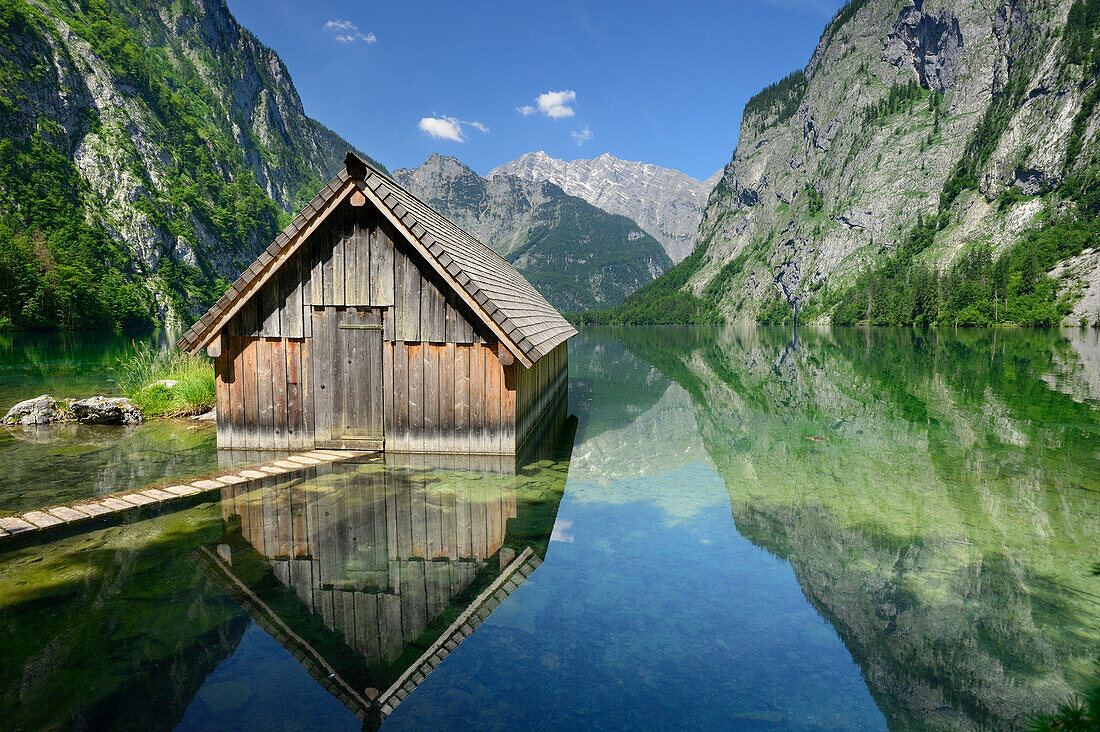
top-left (178, 152), bottom-right (576, 454)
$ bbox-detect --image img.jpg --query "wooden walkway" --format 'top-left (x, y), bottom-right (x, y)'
top-left (0, 449), bottom-right (370, 542)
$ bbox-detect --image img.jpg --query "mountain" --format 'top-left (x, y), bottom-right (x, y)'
top-left (587, 0), bottom-right (1100, 327)
top-left (490, 151), bottom-right (718, 264)
top-left (392, 155), bottom-right (672, 312)
top-left (0, 0), bottom-right (381, 330)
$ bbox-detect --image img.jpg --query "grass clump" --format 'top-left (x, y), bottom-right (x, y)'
top-left (111, 341), bottom-right (214, 417)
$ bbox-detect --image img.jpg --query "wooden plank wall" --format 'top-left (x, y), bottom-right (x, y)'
top-left (384, 342), bottom-right (517, 454)
top-left (215, 336), bottom-right (312, 450)
top-left (218, 198), bottom-right (506, 451)
top-left (219, 462), bottom-right (517, 671)
top-left (514, 342), bottom-right (568, 450)
top-left (226, 201), bottom-right (484, 346)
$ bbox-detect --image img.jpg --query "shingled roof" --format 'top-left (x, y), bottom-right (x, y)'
top-left (177, 153), bottom-right (576, 366)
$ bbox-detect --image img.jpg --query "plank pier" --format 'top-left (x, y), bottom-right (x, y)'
top-left (0, 448), bottom-right (371, 543)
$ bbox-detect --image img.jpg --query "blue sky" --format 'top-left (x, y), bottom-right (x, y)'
top-left (225, 0), bottom-right (846, 181)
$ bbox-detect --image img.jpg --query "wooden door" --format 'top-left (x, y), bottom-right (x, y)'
top-left (313, 306), bottom-right (384, 448)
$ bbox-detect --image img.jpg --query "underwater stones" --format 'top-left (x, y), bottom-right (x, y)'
top-left (192, 407), bottom-right (216, 421)
top-left (2, 395), bottom-right (72, 425)
top-left (69, 396), bottom-right (144, 425)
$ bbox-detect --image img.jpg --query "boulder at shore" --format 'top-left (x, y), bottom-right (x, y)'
top-left (69, 397), bottom-right (144, 425)
top-left (3, 395), bottom-right (144, 426)
top-left (2, 395), bottom-right (72, 425)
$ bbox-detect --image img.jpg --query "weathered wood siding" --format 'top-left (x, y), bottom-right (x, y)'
top-left (215, 336), bottom-right (312, 450)
top-left (213, 198), bottom-right (568, 453)
top-left (514, 342), bottom-right (568, 450)
top-left (225, 201), bottom-right (485, 345)
top-left (311, 307), bottom-right (384, 447)
top-left (383, 342), bottom-right (513, 454)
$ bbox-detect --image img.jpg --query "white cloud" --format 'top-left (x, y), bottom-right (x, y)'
top-left (417, 115), bottom-right (489, 142)
top-left (571, 125), bottom-right (593, 146)
top-left (516, 105), bottom-right (535, 116)
top-left (324, 20), bottom-right (377, 44)
top-left (535, 90), bottom-right (576, 119)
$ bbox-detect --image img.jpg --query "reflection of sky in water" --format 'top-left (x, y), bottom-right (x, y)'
top-left (386, 465), bottom-right (886, 731)
top-left (178, 623), bottom-right (359, 732)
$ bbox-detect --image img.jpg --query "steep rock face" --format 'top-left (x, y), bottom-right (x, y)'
top-left (393, 155), bottom-right (672, 311)
top-left (0, 0), bottom-right (376, 327)
top-left (683, 0), bottom-right (1098, 321)
top-left (490, 151), bottom-right (718, 264)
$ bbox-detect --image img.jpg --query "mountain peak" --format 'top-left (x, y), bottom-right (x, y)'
top-left (489, 152), bottom-right (718, 263)
top-left (392, 154), bottom-right (671, 312)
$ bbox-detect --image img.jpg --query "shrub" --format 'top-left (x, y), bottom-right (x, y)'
top-left (110, 341), bottom-right (214, 417)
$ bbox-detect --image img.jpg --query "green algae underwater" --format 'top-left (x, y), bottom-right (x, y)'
top-left (0, 326), bottom-right (1097, 730)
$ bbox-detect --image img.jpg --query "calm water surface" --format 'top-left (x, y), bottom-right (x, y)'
top-left (0, 326), bottom-right (1098, 730)
top-left (0, 330), bottom-right (228, 512)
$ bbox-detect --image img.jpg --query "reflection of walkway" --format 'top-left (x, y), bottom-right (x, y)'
top-left (197, 402), bottom-right (574, 727)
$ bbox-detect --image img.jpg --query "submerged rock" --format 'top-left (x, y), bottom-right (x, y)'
top-left (192, 407), bottom-right (216, 422)
top-left (2, 395), bottom-right (72, 426)
top-left (68, 397), bottom-right (144, 425)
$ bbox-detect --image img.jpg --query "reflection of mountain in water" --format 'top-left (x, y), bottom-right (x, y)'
top-left (198, 403), bottom-right (576, 728)
top-left (0, 508), bottom-right (249, 731)
top-left (619, 326), bottom-right (1100, 731)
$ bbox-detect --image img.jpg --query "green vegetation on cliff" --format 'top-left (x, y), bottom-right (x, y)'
top-left (742, 70), bottom-right (806, 130)
top-left (0, 134), bottom-right (152, 330)
top-left (569, 247), bottom-right (720, 324)
top-left (831, 170), bottom-right (1100, 326)
top-left (0, 0), bottom-right (376, 331)
top-left (585, 0), bottom-right (1100, 327)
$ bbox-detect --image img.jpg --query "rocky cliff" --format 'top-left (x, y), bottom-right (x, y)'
top-left (602, 0), bottom-right (1100, 325)
top-left (0, 0), bottom-right (378, 329)
top-left (393, 155), bottom-right (672, 311)
top-left (491, 151), bottom-right (719, 264)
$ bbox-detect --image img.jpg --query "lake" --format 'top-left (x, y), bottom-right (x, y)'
top-left (0, 326), bottom-right (1097, 730)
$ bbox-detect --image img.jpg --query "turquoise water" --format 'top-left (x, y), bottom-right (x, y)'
top-left (0, 326), bottom-right (1098, 730)
top-left (0, 330), bottom-right (224, 513)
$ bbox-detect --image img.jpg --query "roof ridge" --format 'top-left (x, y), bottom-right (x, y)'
top-left (179, 152), bottom-right (576, 362)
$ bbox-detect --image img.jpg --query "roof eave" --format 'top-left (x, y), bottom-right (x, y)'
top-left (178, 177), bottom-right (357, 354)
top-left (353, 177), bottom-right (536, 369)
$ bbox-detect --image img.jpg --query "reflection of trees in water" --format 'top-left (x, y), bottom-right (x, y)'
top-left (0, 508), bottom-right (249, 731)
top-left (0, 420), bottom-right (219, 514)
top-left (617, 325), bottom-right (1100, 731)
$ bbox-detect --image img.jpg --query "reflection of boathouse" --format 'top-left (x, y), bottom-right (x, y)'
top-left (196, 405), bottom-right (574, 727)
top-left (177, 153), bottom-right (576, 454)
